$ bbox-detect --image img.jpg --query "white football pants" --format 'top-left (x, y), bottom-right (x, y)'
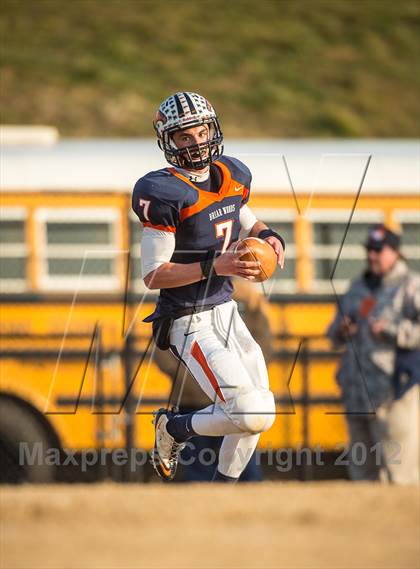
top-left (169, 300), bottom-right (276, 478)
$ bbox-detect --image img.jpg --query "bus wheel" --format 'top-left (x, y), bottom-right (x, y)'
top-left (0, 398), bottom-right (57, 484)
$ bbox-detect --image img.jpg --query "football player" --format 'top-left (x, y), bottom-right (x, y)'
top-left (132, 92), bottom-right (286, 482)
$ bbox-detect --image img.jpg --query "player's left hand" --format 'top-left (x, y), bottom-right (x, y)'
top-left (264, 237), bottom-right (285, 269)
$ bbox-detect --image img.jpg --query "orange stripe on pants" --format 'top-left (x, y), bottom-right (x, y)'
top-left (191, 341), bottom-right (226, 403)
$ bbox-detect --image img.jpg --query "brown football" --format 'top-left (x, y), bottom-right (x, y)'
top-left (234, 237), bottom-right (277, 282)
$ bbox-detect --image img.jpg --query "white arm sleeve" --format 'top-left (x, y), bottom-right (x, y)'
top-left (140, 227), bottom-right (176, 278)
top-left (239, 205), bottom-right (258, 238)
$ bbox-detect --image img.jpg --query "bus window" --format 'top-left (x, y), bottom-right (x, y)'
top-left (0, 208), bottom-right (28, 293)
top-left (310, 213), bottom-right (383, 293)
top-left (35, 208), bottom-right (121, 292)
top-left (395, 211), bottom-right (420, 272)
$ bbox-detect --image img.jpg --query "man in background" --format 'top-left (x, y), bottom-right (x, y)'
top-left (327, 224), bottom-right (419, 484)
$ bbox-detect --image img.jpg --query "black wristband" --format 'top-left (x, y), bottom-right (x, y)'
top-left (200, 258), bottom-right (215, 279)
top-left (258, 229), bottom-right (286, 251)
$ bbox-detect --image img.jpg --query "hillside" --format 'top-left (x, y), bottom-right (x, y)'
top-left (0, 0), bottom-right (419, 137)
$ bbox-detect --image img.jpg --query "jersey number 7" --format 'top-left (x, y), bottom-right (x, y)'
top-left (215, 220), bottom-right (233, 253)
top-left (139, 199), bottom-right (151, 221)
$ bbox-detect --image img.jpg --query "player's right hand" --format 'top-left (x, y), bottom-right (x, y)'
top-left (214, 241), bottom-right (261, 280)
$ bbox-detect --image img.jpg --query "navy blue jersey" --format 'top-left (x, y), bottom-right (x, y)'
top-left (132, 155), bottom-right (252, 317)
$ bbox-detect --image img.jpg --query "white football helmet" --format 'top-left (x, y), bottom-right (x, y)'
top-left (153, 92), bottom-right (223, 169)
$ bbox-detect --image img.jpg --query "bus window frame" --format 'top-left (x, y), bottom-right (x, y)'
top-left (34, 207), bottom-right (122, 292)
top-left (393, 209), bottom-right (420, 269)
top-left (308, 209), bottom-right (384, 294)
top-left (0, 206), bottom-right (29, 292)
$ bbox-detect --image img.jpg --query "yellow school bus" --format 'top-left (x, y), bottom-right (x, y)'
top-left (1, 138), bottom-right (418, 481)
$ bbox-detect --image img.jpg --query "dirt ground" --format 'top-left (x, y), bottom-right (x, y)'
top-left (1, 482), bottom-right (419, 569)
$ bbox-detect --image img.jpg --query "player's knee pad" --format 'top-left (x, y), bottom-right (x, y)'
top-left (225, 386), bottom-right (276, 434)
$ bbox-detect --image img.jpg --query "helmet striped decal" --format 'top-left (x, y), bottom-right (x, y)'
top-left (174, 94), bottom-right (185, 118)
top-left (183, 92), bottom-right (197, 114)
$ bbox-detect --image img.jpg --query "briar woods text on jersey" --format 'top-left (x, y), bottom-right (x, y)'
top-left (209, 203), bottom-right (236, 222)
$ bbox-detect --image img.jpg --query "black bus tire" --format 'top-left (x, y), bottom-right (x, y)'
top-left (0, 398), bottom-right (57, 484)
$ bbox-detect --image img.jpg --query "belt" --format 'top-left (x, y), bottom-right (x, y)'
top-left (172, 304), bottom-right (218, 320)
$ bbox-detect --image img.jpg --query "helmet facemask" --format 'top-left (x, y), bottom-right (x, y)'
top-left (160, 119), bottom-right (223, 170)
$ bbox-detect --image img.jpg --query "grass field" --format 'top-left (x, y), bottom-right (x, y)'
top-left (1, 482), bottom-right (419, 569)
top-left (1, 0), bottom-right (419, 137)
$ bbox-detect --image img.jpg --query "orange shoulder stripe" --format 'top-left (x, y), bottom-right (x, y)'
top-left (143, 221), bottom-right (176, 233)
top-left (168, 162), bottom-right (249, 223)
top-left (180, 193), bottom-right (218, 222)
